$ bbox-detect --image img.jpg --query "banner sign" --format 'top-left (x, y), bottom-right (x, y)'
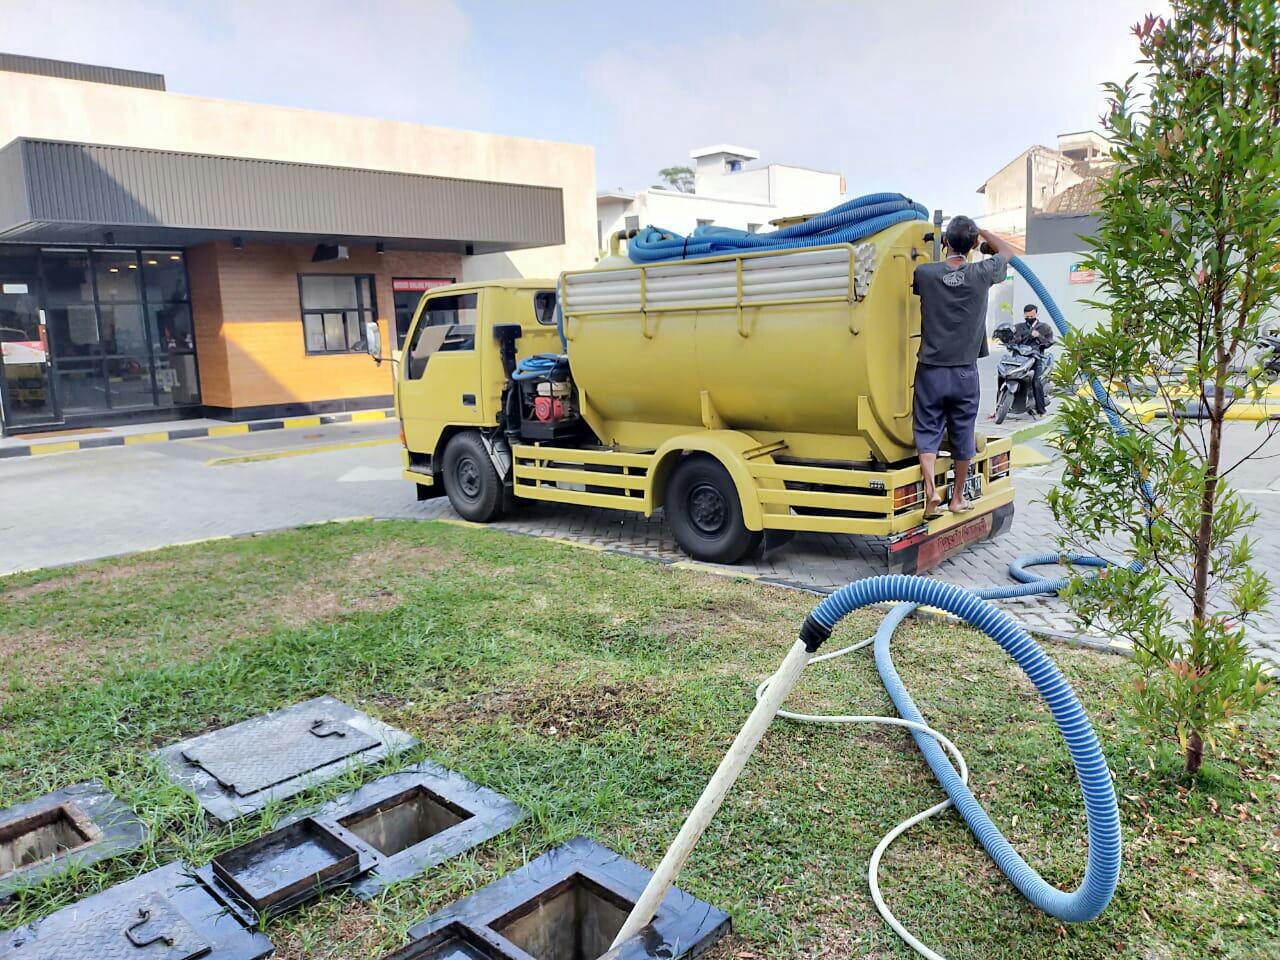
top-left (1068, 262), bottom-right (1097, 284)
top-left (392, 278), bottom-right (454, 293)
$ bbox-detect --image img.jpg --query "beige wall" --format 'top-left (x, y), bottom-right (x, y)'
top-left (0, 70), bottom-right (596, 282)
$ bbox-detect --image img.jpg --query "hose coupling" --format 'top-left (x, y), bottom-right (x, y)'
top-left (799, 615), bottom-right (831, 653)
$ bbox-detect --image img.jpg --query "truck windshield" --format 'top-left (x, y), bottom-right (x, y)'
top-left (405, 292), bottom-right (478, 379)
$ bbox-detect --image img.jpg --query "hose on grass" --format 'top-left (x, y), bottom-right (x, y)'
top-left (611, 218), bottom-right (1127, 959)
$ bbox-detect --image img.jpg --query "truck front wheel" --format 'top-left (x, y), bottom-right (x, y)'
top-left (665, 454), bottom-right (762, 564)
top-left (442, 432), bottom-right (505, 522)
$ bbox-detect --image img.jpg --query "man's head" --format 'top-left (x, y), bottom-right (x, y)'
top-left (1023, 304), bottom-right (1039, 322)
top-left (943, 215), bottom-right (980, 256)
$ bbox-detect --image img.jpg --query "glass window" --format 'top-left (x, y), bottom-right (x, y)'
top-left (55, 358), bottom-right (109, 413)
top-left (105, 356), bottom-right (154, 408)
top-left (141, 251), bottom-right (189, 302)
top-left (148, 304), bottom-right (194, 352)
top-left (154, 352), bottom-right (200, 406)
top-left (41, 250), bottom-right (94, 305)
top-left (391, 278), bottom-right (454, 348)
top-left (405, 293), bottom-right (477, 380)
top-left (93, 250), bottom-right (141, 302)
top-left (46, 304), bottom-right (102, 356)
top-left (99, 304), bottom-right (148, 355)
top-left (533, 290), bottom-right (557, 325)
top-left (298, 274), bottom-right (375, 354)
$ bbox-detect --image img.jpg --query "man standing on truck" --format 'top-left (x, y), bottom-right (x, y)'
top-left (911, 216), bottom-right (1018, 518)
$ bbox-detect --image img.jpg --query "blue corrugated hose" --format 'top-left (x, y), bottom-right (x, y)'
top-left (627, 192), bottom-right (928, 262)
top-left (623, 204), bottom-right (1127, 954)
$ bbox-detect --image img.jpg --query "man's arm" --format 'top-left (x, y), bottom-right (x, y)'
top-left (975, 228), bottom-right (1014, 285)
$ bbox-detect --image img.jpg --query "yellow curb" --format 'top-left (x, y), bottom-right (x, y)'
top-left (123, 432), bottom-right (171, 446)
top-left (435, 518), bottom-right (486, 529)
top-left (139, 535), bottom-right (232, 553)
top-left (28, 441), bottom-right (81, 456)
top-left (670, 560), bottom-right (760, 579)
top-left (300, 515), bottom-right (373, 527)
top-left (1011, 444), bottom-right (1051, 468)
top-left (282, 415), bottom-right (322, 429)
top-left (208, 423), bottom-right (250, 437)
top-left (349, 410), bottom-right (390, 423)
top-left (206, 437), bottom-right (397, 465)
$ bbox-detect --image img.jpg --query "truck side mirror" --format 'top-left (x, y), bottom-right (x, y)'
top-left (365, 320), bottom-right (382, 364)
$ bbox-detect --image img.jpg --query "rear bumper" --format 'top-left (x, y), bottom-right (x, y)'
top-left (887, 500), bottom-right (1015, 574)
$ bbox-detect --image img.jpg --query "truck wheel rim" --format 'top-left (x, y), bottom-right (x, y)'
top-left (689, 483), bottom-right (727, 535)
top-left (457, 457), bottom-right (482, 499)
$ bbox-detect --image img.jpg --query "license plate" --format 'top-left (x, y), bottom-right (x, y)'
top-left (918, 512), bottom-right (994, 570)
top-left (963, 473), bottom-right (983, 501)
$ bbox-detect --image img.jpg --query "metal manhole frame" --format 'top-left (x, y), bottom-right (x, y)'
top-left (399, 836), bottom-right (731, 960)
top-left (281, 760), bottom-right (527, 899)
top-left (0, 781), bottom-right (149, 901)
top-left (151, 695), bottom-right (417, 823)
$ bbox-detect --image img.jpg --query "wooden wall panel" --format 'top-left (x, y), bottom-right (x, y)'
top-left (192, 241), bottom-right (462, 410)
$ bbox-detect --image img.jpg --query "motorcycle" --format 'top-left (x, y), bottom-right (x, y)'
top-left (992, 323), bottom-right (1052, 424)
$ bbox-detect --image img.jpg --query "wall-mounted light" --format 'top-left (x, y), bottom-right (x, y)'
top-left (465, 244), bottom-right (475, 256)
top-left (375, 241), bottom-right (385, 255)
top-left (232, 236), bottom-right (244, 251)
top-left (311, 243), bottom-right (349, 262)
top-left (104, 231), bottom-right (115, 245)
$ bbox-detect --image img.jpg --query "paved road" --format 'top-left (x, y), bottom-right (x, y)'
top-left (2, 417), bottom-right (1277, 667)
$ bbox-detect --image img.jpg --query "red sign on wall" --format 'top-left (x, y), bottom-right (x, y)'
top-left (393, 277), bottom-right (454, 293)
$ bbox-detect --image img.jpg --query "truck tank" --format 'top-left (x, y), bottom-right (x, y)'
top-left (560, 219), bottom-right (931, 465)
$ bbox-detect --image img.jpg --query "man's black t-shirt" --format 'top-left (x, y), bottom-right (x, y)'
top-left (911, 254), bottom-right (1008, 366)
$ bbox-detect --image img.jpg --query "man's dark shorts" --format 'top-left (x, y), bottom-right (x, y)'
top-left (913, 362), bottom-right (979, 459)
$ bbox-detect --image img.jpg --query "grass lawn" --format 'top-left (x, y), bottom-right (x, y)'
top-left (1, 520), bottom-right (1276, 959)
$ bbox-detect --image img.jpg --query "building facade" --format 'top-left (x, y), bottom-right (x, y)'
top-left (0, 55), bottom-right (595, 434)
top-left (596, 145), bottom-right (844, 253)
top-left (975, 132), bottom-right (1110, 245)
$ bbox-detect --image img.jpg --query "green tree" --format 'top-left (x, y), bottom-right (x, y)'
top-left (656, 165), bottom-right (695, 193)
top-left (1048, 0), bottom-right (1278, 775)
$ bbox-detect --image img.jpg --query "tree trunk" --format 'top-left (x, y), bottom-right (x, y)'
top-left (1185, 729), bottom-right (1205, 776)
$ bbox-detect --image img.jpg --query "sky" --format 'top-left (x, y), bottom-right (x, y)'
top-left (0, 0), bottom-right (1169, 218)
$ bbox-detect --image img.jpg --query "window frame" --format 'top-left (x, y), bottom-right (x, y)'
top-left (297, 272), bottom-right (378, 356)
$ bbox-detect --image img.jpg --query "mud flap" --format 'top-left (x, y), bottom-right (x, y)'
top-left (887, 501), bottom-right (1014, 575)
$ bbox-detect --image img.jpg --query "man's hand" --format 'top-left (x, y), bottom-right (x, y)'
top-left (977, 228), bottom-right (1018, 261)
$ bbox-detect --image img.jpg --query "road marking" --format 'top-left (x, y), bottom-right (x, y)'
top-left (206, 437), bottom-right (397, 465)
top-left (1011, 444), bottom-right (1052, 468)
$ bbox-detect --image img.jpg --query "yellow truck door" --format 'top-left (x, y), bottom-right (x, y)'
top-left (399, 289), bottom-right (485, 454)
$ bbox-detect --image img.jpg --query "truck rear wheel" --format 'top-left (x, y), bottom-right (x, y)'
top-left (442, 432), bottom-right (505, 522)
top-left (665, 454), bottom-right (762, 564)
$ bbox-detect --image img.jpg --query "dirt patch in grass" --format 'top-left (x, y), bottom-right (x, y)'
top-left (0, 558), bottom-right (174, 601)
top-left (419, 679), bottom-right (668, 737)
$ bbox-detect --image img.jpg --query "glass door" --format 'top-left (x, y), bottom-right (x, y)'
top-left (0, 247), bottom-right (59, 429)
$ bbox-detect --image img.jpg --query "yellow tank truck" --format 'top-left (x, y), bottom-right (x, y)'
top-left (369, 219), bottom-right (1013, 571)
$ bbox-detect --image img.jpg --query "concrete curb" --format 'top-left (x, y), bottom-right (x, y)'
top-left (0, 409), bottom-right (394, 459)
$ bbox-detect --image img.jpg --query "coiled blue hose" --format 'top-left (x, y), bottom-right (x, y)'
top-left (512, 354), bottom-right (566, 381)
top-left (627, 192), bottom-right (928, 263)
top-left (808, 574), bottom-right (1121, 923)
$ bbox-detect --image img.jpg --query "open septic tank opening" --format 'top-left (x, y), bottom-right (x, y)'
top-left (340, 785), bottom-right (473, 857)
top-left (0, 804), bottom-right (97, 875)
top-left (492, 873), bottom-right (630, 960)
